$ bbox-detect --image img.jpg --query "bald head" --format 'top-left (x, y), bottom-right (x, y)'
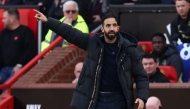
top-left (146, 96), bottom-right (162, 109)
top-left (74, 62), bottom-right (83, 78)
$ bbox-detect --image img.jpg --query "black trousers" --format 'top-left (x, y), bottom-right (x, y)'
top-left (95, 92), bottom-right (127, 109)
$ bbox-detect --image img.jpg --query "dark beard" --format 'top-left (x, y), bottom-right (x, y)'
top-left (105, 31), bottom-right (118, 40)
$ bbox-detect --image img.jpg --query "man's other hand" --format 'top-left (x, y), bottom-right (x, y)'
top-left (135, 98), bottom-right (144, 109)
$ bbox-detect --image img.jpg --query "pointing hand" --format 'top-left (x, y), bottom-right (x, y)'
top-left (33, 9), bottom-right (48, 23)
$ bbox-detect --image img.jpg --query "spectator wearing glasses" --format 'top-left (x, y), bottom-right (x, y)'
top-left (72, 62), bottom-right (83, 84)
top-left (41, 0), bottom-right (89, 52)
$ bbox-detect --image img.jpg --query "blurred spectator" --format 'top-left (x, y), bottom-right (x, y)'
top-left (25, 0), bottom-right (54, 41)
top-left (141, 54), bottom-right (170, 83)
top-left (6, 0), bottom-right (54, 41)
top-left (48, 0), bottom-right (65, 20)
top-left (41, 0), bottom-right (89, 52)
top-left (73, 0), bottom-right (88, 21)
top-left (0, 7), bottom-right (36, 93)
top-left (151, 32), bottom-right (183, 79)
top-left (171, 0), bottom-right (190, 45)
top-left (75, 0), bottom-right (104, 32)
top-left (72, 62), bottom-right (83, 84)
top-left (146, 96), bottom-right (162, 109)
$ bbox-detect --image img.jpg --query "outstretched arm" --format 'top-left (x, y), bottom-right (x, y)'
top-left (34, 9), bottom-right (89, 50)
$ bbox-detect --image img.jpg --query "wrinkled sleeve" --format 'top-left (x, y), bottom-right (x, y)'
top-left (129, 47), bottom-right (149, 103)
top-left (46, 17), bottom-right (90, 50)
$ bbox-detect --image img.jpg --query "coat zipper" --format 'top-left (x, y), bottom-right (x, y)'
top-left (88, 48), bottom-right (102, 109)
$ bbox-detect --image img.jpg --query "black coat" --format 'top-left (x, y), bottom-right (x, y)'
top-left (46, 17), bottom-right (149, 109)
top-left (151, 45), bottom-right (183, 79)
top-left (149, 68), bottom-right (170, 83)
top-left (171, 10), bottom-right (190, 44)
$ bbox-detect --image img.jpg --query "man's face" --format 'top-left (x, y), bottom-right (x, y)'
top-left (101, 18), bottom-right (119, 41)
top-left (63, 4), bottom-right (78, 21)
top-left (175, 0), bottom-right (190, 18)
top-left (142, 58), bottom-right (157, 76)
top-left (2, 11), bottom-right (12, 29)
top-left (152, 36), bottom-right (166, 53)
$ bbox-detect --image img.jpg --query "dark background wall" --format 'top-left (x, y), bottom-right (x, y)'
top-left (109, 5), bottom-right (177, 41)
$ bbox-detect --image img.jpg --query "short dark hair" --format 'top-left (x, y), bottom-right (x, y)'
top-left (174, 0), bottom-right (190, 3)
top-left (141, 53), bottom-right (157, 63)
top-left (101, 12), bottom-right (118, 25)
top-left (4, 7), bottom-right (20, 20)
top-left (151, 32), bottom-right (166, 42)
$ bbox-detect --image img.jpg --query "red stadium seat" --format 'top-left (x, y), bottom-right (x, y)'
top-left (158, 66), bottom-right (178, 83)
top-left (138, 41), bottom-right (153, 53)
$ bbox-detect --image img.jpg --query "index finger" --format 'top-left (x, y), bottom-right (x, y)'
top-left (33, 9), bottom-right (42, 15)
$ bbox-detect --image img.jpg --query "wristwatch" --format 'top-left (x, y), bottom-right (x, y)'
top-left (17, 64), bottom-right (23, 68)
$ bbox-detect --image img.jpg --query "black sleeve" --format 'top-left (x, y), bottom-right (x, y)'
top-left (171, 20), bottom-right (180, 46)
top-left (128, 47), bottom-right (149, 103)
top-left (136, 45), bottom-right (144, 57)
top-left (169, 54), bottom-right (183, 79)
top-left (46, 17), bottom-right (90, 50)
top-left (18, 27), bottom-right (36, 66)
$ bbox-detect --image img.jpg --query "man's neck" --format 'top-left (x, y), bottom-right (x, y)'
top-left (148, 71), bottom-right (157, 77)
top-left (154, 47), bottom-right (167, 57)
top-left (181, 15), bottom-right (187, 19)
top-left (181, 11), bottom-right (189, 19)
top-left (104, 37), bottom-right (117, 44)
top-left (8, 22), bottom-right (20, 30)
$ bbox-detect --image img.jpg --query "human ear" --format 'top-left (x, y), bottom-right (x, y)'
top-left (101, 27), bottom-right (104, 32)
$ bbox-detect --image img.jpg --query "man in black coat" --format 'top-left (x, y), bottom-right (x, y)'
top-left (141, 54), bottom-right (170, 83)
top-left (151, 32), bottom-right (183, 79)
top-left (171, 0), bottom-right (190, 45)
top-left (34, 10), bottom-right (149, 109)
